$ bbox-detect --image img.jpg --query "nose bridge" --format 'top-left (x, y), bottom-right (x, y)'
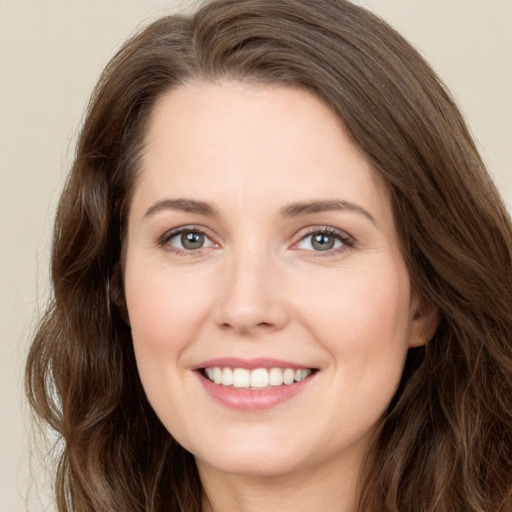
top-left (215, 240), bottom-right (288, 334)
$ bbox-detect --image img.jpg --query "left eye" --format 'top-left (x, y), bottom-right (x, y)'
top-left (296, 231), bottom-right (346, 252)
top-left (166, 230), bottom-right (215, 251)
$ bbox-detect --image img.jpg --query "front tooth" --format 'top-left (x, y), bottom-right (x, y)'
top-left (250, 368), bottom-right (269, 388)
top-left (222, 367), bottom-right (233, 386)
top-left (213, 367), bottom-right (222, 384)
top-left (269, 368), bottom-right (284, 386)
top-left (232, 368), bottom-right (250, 388)
top-left (283, 368), bottom-right (295, 385)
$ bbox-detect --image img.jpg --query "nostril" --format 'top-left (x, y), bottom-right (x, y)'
top-left (219, 320), bottom-right (277, 335)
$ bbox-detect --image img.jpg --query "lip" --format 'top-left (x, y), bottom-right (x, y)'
top-left (192, 357), bottom-right (315, 371)
top-left (193, 357), bottom-right (317, 411)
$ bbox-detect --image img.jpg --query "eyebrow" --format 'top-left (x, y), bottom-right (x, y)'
top-left (143, 197), bottom-right (376, 226)
top-left (280, 200), bottom-right (376, 225)
top-left (144, 198), bottom-right (219, 218)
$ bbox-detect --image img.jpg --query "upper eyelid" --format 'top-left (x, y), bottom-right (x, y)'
top-left (160, 225), bottom-right (213, 242)
top-left (293, 225), bottom-right (354, 241)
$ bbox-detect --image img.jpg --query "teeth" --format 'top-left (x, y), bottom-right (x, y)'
top-left (232, 368), bottom-right (250, 388)
top-left (222, 367), bottom-right (233, 386)
top-left (250, 368), bottom-right (269, 388)
top-left (283, 368), bottom-right (295, 385)
top-left (213, 367), bottom-right (222, 384)
top-left (204, 367), bottom-right (313, 389)
top-left (269, 368), bottom-right (283, 386)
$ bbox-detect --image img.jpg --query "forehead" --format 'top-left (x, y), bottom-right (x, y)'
top-left (132, 80), bottom-right (390, 223)
top-left (144, 81), bottom-right (367, 164)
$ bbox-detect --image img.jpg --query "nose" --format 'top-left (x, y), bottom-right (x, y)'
top-left (214, 251), bottom-right (290, 336)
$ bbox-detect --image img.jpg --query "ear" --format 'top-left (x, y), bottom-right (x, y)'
top-left (408, 292), bottom-right (440, 347)
top-left (110, 262), bottom-right (130, 326)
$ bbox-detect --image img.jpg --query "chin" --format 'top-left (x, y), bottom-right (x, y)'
top-left (191, 429), bottom-right (309, 478)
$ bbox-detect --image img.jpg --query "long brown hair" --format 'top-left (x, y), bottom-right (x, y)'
top-left (26, 0), bottom-right (512, 510)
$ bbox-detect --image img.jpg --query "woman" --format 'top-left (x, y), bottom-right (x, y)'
top-left (26, 0), bottom-right (512, 511)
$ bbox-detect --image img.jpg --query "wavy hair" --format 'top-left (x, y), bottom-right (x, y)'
top-left (26, 0), bottom-right (512, 510)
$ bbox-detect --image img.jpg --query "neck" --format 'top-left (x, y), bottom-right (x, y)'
top-left (198, 456), bottom-right (362, 512)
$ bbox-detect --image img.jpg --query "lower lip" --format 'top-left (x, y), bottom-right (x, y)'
top-left (197, 372), bottom-right (315, 411)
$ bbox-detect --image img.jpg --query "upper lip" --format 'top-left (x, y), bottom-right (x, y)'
top-left (192, 357), bottom-right (317, 371)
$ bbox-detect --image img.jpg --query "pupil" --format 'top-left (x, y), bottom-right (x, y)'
top-left (182, 231), bottom-right (204, 250)
top-left (312, 233), bottom-right (334, 251)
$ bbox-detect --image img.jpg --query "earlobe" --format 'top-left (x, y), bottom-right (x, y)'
top-left (409, 294), bottom-right (440, 347)
top-left (110, 262), bottom-right (131, 326)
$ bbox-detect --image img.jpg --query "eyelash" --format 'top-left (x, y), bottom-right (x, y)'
top-left (294, 226), bottom-right (355, 257)
top-left (158, 225), bottom-right (215, 256)
top-left (158, 225), bottom-right (355, 257)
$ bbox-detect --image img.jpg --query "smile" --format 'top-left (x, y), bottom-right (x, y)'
top-left (203, 367), bottom-right (313, 389)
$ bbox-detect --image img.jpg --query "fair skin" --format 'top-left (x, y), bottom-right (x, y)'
top-left (123, 81), bottom-right (438, 512)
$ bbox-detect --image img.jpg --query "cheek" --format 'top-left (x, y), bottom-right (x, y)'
top-left (304, 260), bottom-right (410, 335)
top-left (123, 262), bottom-right (208, 426)
top-left (125, 261), bottom-right (212, 351)
top-left (297, 259), bottom-right (412, 383)
top-left (299, 264), bottom-right (412, 431)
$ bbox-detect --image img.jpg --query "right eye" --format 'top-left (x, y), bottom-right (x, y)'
top-left (162, 228), bottom-right (216, 253)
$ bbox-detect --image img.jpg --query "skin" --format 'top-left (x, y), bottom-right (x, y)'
top-left (123, 81), bottom-right (438, 512)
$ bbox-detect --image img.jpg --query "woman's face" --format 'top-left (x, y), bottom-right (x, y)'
top-left (124, 81), bottom-right (436, 480)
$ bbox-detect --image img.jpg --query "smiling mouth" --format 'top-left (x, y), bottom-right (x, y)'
top-left (201, 367), bottom-right (316, 389)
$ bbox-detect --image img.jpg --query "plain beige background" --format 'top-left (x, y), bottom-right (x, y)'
top-left (1, 1), bottom-right (510, 510)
